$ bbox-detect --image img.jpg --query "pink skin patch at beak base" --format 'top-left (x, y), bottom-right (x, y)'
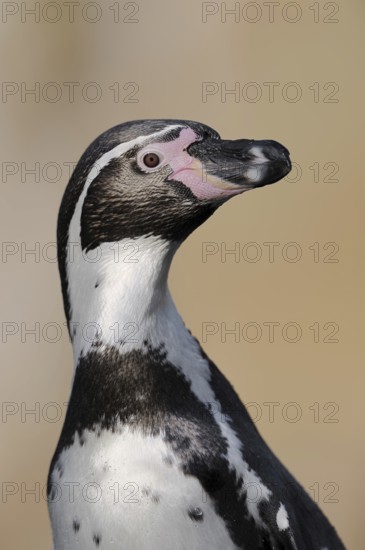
top-left (139, 127), bottom-right (244, 201)
top-left (168, 160), bottom-right (243, 201)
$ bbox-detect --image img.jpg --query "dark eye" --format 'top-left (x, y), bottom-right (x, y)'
top-left (143, 153), bottom-right (160, 168)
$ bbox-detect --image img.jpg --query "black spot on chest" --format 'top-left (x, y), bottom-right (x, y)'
top-left (72, 519), bottom-right (80, 533)
top-left (188, 506), bottom-right (204, 522)
top-left (93, 533), bottom-right (101, 546)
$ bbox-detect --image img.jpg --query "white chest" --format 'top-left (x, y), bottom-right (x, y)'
top-left (49, 427), bottom-right (238, 550)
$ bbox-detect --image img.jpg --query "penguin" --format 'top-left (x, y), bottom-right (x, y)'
top-left (48, 119), bottom-right (345, 550)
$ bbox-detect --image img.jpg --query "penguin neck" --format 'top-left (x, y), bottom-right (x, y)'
top-left (66, 235), bottom-right (181, 365)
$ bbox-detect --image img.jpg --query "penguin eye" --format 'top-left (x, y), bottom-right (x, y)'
top-left (142, 153), bottom-right (160, 168)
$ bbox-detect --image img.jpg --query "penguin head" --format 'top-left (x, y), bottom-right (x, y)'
top-left (59, 119), bottom-right (291, 251)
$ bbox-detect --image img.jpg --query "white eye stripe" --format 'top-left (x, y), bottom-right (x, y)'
top-left (84, 125), bottom-right (180, 192)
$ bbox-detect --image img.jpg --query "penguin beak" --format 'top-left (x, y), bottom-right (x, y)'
top-left (187, 137), bottom-right (292, 193)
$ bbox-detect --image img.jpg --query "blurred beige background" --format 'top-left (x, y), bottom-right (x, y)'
top-left (1, 1), bottom-right (363, 548)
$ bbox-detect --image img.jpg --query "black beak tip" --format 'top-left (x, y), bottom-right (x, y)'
top-left (253, 139), bottom-right (292, 187)
top-left (261, 140), bottom-right (291, 163)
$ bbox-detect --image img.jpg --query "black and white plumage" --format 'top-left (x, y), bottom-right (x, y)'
top-left (48, 119), bottom-right (344, 549)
